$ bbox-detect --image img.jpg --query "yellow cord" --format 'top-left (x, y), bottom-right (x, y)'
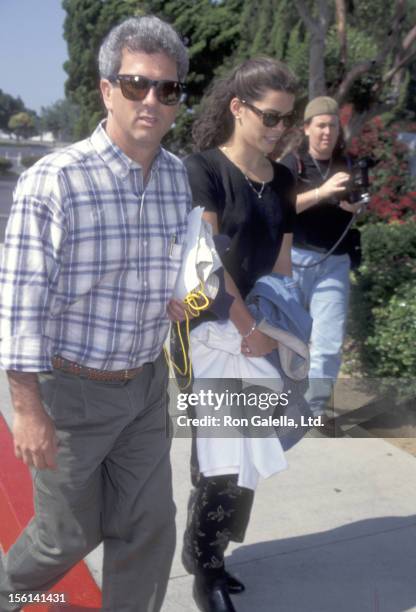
top-left (164, 283), bottom-right (211, 390)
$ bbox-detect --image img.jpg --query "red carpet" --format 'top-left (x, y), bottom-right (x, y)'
top-left (0, 413), bottom-right (102, 610)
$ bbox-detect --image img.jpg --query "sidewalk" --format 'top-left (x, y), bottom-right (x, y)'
top-left (164, 437), bottom-right (416, 612)
top-left (1, 371), bottom-right (416, 611)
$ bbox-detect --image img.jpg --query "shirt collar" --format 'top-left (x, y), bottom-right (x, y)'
top-left (90, 120), bottom-right (163, 179)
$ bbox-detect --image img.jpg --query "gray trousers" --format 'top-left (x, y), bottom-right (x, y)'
top-left (0, 353), bottom-right (176, 612)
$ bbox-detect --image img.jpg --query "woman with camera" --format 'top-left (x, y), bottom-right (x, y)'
top-left (281, 96), bottom-right (363, 422)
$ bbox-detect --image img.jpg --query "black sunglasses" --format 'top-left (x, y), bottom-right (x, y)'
top-left (109, 74), bottom-right (186, 106)
top-left (240, 99), bottom-right (296, 128)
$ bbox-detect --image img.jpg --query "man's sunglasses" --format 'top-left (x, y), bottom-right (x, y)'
top-left (109, 74), bottom-right (186, 105)
top-left (240, 99), bottom-right (296, 128)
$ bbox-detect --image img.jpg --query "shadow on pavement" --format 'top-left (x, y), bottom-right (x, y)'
top-left (226, 515), bottom-right (416, 612)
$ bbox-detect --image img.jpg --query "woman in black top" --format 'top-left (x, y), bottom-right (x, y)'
top-left (180, 57), bottom-right (298, 612)
top-left (185, 147), bottom-right (295, 301)
top-left (280, 97), bottom-right (362, 421)
top-left (281, 96), bottom-right (355, 254)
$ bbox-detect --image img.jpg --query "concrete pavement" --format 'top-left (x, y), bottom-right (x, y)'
top-left (1, 369), bottom-right (416, 611)
top-left (163, 435), bottom-right (416, 612)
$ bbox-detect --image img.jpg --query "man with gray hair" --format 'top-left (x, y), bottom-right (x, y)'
top-left (0, 15), bottom-right (190, 612)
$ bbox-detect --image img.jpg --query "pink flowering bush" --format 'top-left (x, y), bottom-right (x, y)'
top-left (348, 116), bottom-right (416, 222)
top-left (346, 114), bottom-right (416, 378)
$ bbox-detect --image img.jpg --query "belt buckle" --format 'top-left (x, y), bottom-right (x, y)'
top-left (124, 369), bottom-right (130, 381)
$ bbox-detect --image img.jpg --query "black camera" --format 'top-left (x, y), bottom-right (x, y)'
top-left (344, 156), bottom-right (377, 205)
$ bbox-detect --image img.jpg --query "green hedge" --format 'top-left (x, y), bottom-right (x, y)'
top-left (21, 154), bottom-right (45, 168)
top-left (367, 281), bottom-right (416, 377)
top-left (359, 222), bottom-right (416, 304)
top-left (0, 156), bottom-right (13, 172)
top-left (349, 221), bottom-right (416, 377)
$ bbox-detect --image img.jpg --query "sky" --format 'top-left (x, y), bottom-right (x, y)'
top-left (0, 0), bottom-right (68, 113)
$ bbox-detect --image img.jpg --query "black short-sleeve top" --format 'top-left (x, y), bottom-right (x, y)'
top-left (184, 148), bottom-right (296, 298)
top-left (280, 151), bottom-right (354, 253)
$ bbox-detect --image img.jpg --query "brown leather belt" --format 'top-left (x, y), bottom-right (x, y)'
top-left (52, 355), bottom-right (145, 382)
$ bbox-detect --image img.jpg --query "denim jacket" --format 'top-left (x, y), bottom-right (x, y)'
top-left (246, 273), bottom-right (314, 449)
top-left (246, 272), bottom-right (312, 380)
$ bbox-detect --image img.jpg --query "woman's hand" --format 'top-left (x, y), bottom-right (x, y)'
top-left (339, 199), bottom-right (365, 214)
top-left (319, 172), bottom-right (350, 200)
top-left (241, 328), bottom-right (278, 358)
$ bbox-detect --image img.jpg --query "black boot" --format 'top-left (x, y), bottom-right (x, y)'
top-left (183, 543), bottom-right (245, 595)
top-left (193, 574), bottom-right (237, 612)
top-left (224, 571), bottom-right (245, 594)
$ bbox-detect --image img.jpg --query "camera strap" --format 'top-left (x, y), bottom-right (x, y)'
top-left (292, 213), bottom-right (358, 269)
top-left (292, 152), bottom-right (361, 269)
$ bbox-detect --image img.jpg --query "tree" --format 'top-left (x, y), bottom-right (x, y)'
top-left (62, 0), bottom-right (142, 139)
top-left (62, 0), bottom-right (416, 149)
top-left (62, 0), bottom-right (244, 147)
top-left (147, 0), bottom-right (244, 104)
top-left (0, 89), bottom-right (26, 133)
top-left (292, 0), bottom-right (416, 139)
top-left (8, 112), bottom-right (36, 139)
top-left (40, 99), bottom-right (79, 142)
top-left (227, 0), bottom-right (416, 140)
top-left (236, 0), bottom-right (299, 61)
top-left (144, 0), bottom-right (245, 153)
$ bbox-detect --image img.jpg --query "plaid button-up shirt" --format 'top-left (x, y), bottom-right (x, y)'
top-left (0, 122), bottom-right (191, 371)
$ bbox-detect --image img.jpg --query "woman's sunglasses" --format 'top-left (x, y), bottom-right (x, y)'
top-left (109, 74), bottom-right (186, 106)
top-left (240, 99), bottom-right (296, 128)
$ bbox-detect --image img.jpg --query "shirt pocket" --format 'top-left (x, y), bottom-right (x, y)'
top-left (167, 241), bottom-right (185, 294)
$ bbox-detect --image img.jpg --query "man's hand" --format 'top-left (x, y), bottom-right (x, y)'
top-left (167, 298), bottom-right (206, 322)
top-left (7, 371), bottom-right (58, 470)
top-left (167, 298), bottom-right (189, 322)
top-left (14, 410), bottom-right (58, 470)
top-left (241, 328), bottom-right (278, 358)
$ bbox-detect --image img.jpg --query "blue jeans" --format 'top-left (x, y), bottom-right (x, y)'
top-left (292, 247), bottom-right (351, 416)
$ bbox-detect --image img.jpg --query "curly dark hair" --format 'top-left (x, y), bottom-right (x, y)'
top-left (192, 57), bottom-right (298, 152)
